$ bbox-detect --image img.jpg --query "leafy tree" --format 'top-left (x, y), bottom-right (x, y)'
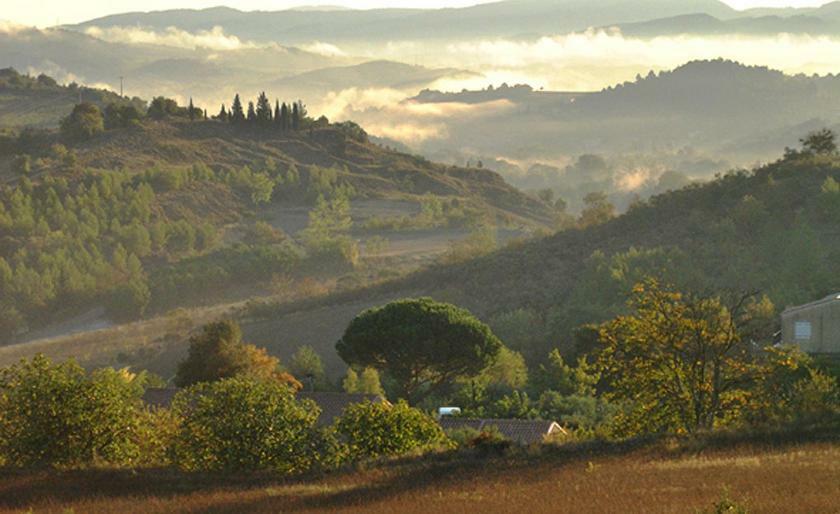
top-left (174, 320), bottom-right (298, 388)
top-left (342, 368), bottom-right (359, 393)
top-left (743, 346), bottom-right (839, 428)
top-left (60, 102), bottom-right (104, 142)
top-left (530, 349), bottom-right (598, 397)
top-left (230, 94), bottom-right (245, 123)
top-left (801, 128), bottom-right (837, 155)
top-left (344, 367), bottom-right (385, 395)
top-left (489, 308), bottom-right (547, 361)
top-left (301, 192), bottom-right (353, 247)
top-left (335, 400), bottom-right (448, 460)
top-left (289, 345), bottom-right (328, 391)
top-left (147, 97), bottom-right (182, 119)
top-left (578, 191), bottom-right (615, 228)
top-left (0, 355), bottom-right (143, 467)
top-left (596, 279), bottom-right (773, 436)
top-left (336, 298), bottom-right (503, 403)
top-left (537, 391), bottom-right (615, 431)
top-left (107, 277), bottom-right (151, 321)
top-left (358, 367), bottom-right (385, 395)
top-left (104, 103), bottom-right (142, 130)
top-left (172, 377), bottom-right (324, 472)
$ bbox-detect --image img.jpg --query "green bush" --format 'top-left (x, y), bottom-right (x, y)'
top-left (60, 102), bottom-right (104, 142)
top-left (0, 355), bottom-right (143, 467)
top-left (447, 426), bottom-right (511, 454)
top-left (12, 154), bottom-right (31, 175)
top-left (335, 400), bottom-right (449, 461)
top-left (172, 377), bottom-right (324, 473)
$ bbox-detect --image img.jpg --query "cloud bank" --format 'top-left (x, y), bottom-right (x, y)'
top-left (83, 25), bottom-right (258, 51)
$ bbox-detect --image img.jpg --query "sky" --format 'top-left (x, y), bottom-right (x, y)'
top-left (2, 0), bottom-right (831, 28)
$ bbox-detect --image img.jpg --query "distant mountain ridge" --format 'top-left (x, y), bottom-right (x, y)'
top-left (65, 0), bottom-right (840, 42)
top-left (407, 59), bottom-right (840, 163)
top-left (67, 0), bottom-right (740, 43)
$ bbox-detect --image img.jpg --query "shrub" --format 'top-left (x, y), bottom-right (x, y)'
top-left (171, 377), bottom-right (324, 473)
top-left (60, 102), bottom-right (104, 142)
top-left (0, 355), bottom-right (143, 467)
top-left (335, 400), bottom-right (449, 461)
top-left (12, 154), bottom-right (31, 175)
top-left (174, 320), bottom-right (298, 388)
top-left (447, 426), bottom-right (511, 454)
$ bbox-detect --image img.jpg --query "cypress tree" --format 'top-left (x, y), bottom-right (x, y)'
top-left (188, 97), bottom-right (195, 121)
top-left (230, 94), bottom-right (245, 124)
top-left (280, 103), bottom-right (290, 131)
top-left (218, 104), bottom-right (228, 121)
top-left (274, 100), bottom-right (281, 127)
top-left (247, 101), bottom-right (257, 123)
top-left (292, 102), bottom-right (300, 130)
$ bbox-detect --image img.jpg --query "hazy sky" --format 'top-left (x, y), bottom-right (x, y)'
top-left (3, 0), bottom-right (830, 28)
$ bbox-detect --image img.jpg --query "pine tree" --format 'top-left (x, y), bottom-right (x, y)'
top-left (230, 94), bottom-right (245, 123)
top-left (247, 101), bottom-right (257, 123)
top-left (274, 100), bottom-right (281, 127)
top-left (255, 92), bottom-right (272, 125)
top-left (188, 98), bottom-right (195, 121)
top-left (217, 104), bottom-right (228, 122)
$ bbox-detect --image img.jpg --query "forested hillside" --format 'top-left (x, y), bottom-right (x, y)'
top-left (0, 74), bottom-right (552, 342)
top-left (244, 134), bottom-right (840, 370)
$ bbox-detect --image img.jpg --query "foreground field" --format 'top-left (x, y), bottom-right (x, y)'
top-left (2, 435), bottom-right (838, 514)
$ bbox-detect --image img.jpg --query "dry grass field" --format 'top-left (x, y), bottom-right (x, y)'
top-left (1, 435), bottom-right (838, 514)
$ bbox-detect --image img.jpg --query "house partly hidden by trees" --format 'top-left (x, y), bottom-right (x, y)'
top-left (142, 388), bottom-right (389, 428)
top-left (439, 418), bottom-right (566, 445)
top-left (782, 293), bottom-right (840, 354)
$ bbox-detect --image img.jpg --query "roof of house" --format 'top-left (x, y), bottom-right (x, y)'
top-left (439, 418), bottom-right (566, 445)
top-left (140, 388), bottom-right (387, 427)
top-left (782, 293), bottom-right (840, 316)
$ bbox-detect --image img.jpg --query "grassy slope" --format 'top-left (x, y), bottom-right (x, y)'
top-left (0, 434), bottom-right (837, 513)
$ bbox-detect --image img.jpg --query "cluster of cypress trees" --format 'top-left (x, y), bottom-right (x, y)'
top-left (216, 93), bottom-right (307, 130)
